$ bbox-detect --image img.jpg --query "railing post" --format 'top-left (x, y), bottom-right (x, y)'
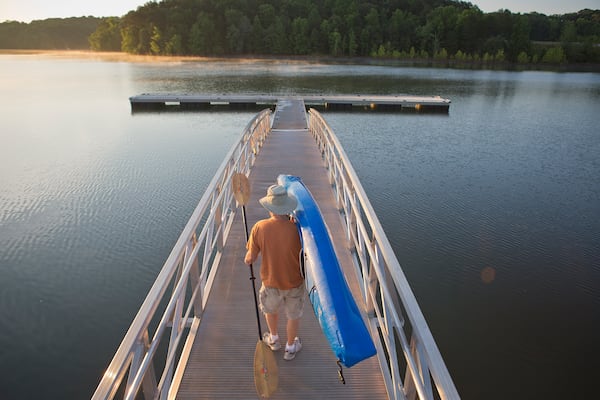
top-left (215, 185), bottom-right (224, 252)
top-left (188, 234), bottom-right (203, 316)
top-left (126, 330), bottom-right (157, 400)
top-left (365, 240), bottom-right (381, 317)
top-left (159, 241), bottom-right (193, 399)
top-left (404, 335), bottom-right (434, 400)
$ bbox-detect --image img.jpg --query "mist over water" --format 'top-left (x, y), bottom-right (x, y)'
top-left (1, 53), bottom-right (599, 399)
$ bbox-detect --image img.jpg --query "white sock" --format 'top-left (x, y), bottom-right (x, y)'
top-left (270, 334), bottom-right (279, 342)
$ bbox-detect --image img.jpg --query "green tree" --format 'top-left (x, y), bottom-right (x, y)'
top-left (150, 25), bottom-right (162, 55)
top-left (424, 6), bottom-right (460, 55)
top-left (362, 8), bottom-right (382, 55)
top-left (188, 12), bottom-right (217, 55)
top-left (225, 9), bottom-right (251, 54)
top-left (542, 46), bottom-right (566, 63)
top-left (307, 6), bottom-right (323, 53)
top-left (329, 30), bottom-right (342, 56)
top-left (456, 8), bottom-right (484, 54)
top-left (419, 6), bottom-right (460, 56)
top-left (388, 9), bottom-right (418, 52)
top-left (343, 10), bottom-right (360, 56)
top-left (120, 25), bottom-right (138, 53)
top-left (291, 17), bottom-right (310, 54)
top-left (509, 15), bottom-right (531, 62)
top-left (528, 12), bottom-right (556, 41)
top-left (164, 34), bottom-right (182, 55)
top-left (495, 48), bottom-right (505, 62)
top-left (517, 51), bottom-right (530, 63)
top-left (483, 35), bottom-right (507, 56)
top-left (254, 4), bottom-right (281, 53)
top-left (560, 20), bottom-right (578, 43)
top-left (136, 26), bottom-right (151, 54)
top-left (560, 20), bottom-right (578, 62)
top-left (347, 29), bottom-right (358, 56)
top-left (271, 17), bottom-right (287, 54)
top-left (88, 17), bottom-right (121, 51)
top-left (435, 47), bottom-right (448, 59)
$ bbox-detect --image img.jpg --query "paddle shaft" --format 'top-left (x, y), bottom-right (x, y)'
top-left (232, 174), bottom-right (278, 398)
top-left (241, 204), bottom-right (263, 341)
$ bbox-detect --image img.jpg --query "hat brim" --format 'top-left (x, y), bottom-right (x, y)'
top-left (259, 195), bottom-right (297, 215)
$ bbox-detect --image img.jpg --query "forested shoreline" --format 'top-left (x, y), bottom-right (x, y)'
top-left (0, 17), bottom-right (102, 50)
top-left (1, 0), bottom-right (599, 68)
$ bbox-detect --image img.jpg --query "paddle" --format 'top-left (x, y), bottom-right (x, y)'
top-left (232, 173), bottom-right (278, 399)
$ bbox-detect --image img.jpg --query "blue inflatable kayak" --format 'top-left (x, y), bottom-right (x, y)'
top-left (278, 174), bottom-right (376, 368)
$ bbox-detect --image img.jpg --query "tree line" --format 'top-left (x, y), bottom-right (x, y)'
top-left (90, 0), bottom-right (600, 65)
top-left (0, 17), bottom-right (101, 49)
top-left (2, 1), bottom-right (599, 66)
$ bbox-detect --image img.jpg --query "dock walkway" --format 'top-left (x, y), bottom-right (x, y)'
top-left (172, 99), bottom-right (388, 399)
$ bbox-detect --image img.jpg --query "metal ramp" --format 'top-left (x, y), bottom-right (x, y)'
top-left (93, 97), bottom-right (459, 400)
top-left (173, 99), bottom-right (388, 399)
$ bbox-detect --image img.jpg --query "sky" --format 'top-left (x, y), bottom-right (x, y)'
top-left (1, 0), bottom-right (598, 23)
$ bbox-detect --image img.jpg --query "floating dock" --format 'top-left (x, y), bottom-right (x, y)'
top-left (129, 93), bottom-right (451, 113)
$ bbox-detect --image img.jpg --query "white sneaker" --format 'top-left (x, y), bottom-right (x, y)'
top-left (283, 337), bottom-right (302, 360)
top-left (262, 332), bottom-right (281, 351)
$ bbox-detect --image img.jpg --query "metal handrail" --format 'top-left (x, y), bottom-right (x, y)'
top-left (308, 109), bottom-right (460, 400)
top-left (92, 109), bottom-right (272, 400)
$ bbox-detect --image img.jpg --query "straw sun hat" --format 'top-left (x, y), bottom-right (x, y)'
top-left (259, 184), bottom-right (297, 215)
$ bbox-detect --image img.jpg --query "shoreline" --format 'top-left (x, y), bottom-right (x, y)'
top-left (2, 49), bottom-right (599, 72)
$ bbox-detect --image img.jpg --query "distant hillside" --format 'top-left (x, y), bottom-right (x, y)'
top-left (0, 17), bottom-right (102, 49)
top-left (1, 1), bottom-right (599, 66)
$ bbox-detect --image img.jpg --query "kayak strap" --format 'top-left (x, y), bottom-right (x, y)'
top-left (337, 360), bottom-right (346, 384)
top-left (293, 216), bottom-right (306, 279)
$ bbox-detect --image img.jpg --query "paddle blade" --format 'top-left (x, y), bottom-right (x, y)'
top-left (232, 173), bottom-right (251, 206)
top-left (254, 340), bottom-right (278, 398)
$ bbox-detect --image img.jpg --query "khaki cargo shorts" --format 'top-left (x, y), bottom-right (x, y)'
top-left (259, 282), bottom-right (306, 320)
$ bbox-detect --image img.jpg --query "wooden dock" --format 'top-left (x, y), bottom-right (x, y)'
top-left (171, 99), bottom-right (389, 399)
top-left (130, 93), bottom-right (450, 113)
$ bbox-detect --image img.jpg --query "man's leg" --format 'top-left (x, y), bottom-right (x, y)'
top-left (265, 312), bottom-right (279, 336)
top-left (286, 318), bottom-right (300, 345)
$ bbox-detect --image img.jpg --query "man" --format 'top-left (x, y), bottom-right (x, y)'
top-left (244, 184), bottom-right (304, 360)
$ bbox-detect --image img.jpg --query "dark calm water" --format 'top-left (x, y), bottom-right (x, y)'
top-left (1, 54), bottom-right (599, 399)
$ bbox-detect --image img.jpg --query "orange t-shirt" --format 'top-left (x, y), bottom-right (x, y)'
top-left (246, 217), bottom-right (302, 290)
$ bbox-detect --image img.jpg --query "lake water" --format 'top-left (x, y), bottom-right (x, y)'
top-left (0, 53), bottom-right (599, 399)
